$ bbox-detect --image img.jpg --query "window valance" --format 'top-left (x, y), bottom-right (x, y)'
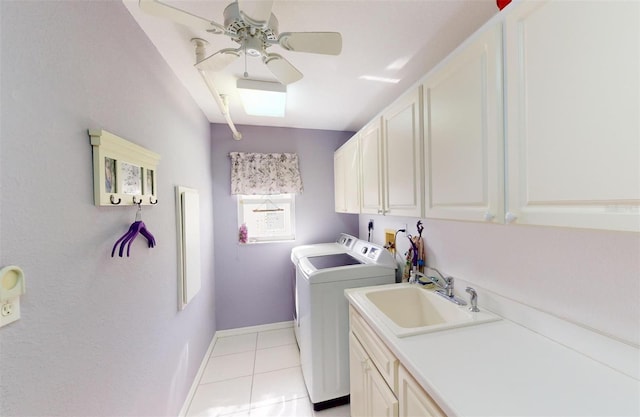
top-left (230, 152), bottom-right (304, 195)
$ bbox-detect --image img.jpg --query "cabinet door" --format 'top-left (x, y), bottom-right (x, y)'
top-left (360, 119), bottom-right (385, 214)
top-left (334, 146), bottom-right (347, 212)
top-left (383, 88), bottom-right (423, 217)
top-left (367, 359), bottom-right (399, 417)
top-left (350, 306), bottom-right (398, 392)
top-left (423, 23), bottom-right (504, 223)
top-left (334, 137), bottom-right (360, 213)
top-left (344, 138), bottom-right (360, 213)
top-left (349, 332), bottom-right (368, 417)
top-left (398, 366), bottom-right (446, 417)
top-left (350, 331), bottom-right (398, 417)
top-left (504, 1), bottom-right (640, 231)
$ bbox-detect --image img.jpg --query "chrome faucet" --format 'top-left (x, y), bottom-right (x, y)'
top-left (425, 267), bottom-right (454, 297)
top-left (420, 267), bottom-right (467, 306)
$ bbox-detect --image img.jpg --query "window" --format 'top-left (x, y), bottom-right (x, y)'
top-left (237, 194), bottom-right (295, 243)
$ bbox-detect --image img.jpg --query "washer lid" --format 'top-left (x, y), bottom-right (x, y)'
top-left (305, 253), bottom-right (363, 270)
top-left (290, 233), bottom-right (357, 264)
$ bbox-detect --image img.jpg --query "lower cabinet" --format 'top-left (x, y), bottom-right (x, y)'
top-left (349, 306), bottom-right (446, 417)
top-left (398, 366), bottom-right (446, 417)
top-left (349, 331), bottom-right (368, 417)
top-left (349, 332), bottom-right (398, 417)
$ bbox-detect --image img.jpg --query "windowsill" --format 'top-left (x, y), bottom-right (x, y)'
top-left (237, 239), bottom-right (296, 245)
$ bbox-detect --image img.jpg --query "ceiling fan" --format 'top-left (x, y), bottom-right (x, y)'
top-left (139, 0), bottom-right (343, 85)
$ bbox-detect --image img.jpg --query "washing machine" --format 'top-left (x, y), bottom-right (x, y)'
top-left (293, 238), bottom-right (396, 410)
top-left (290, 234), bottom-right (356, 344)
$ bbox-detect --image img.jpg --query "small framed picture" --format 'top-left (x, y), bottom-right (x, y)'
top-left (104, 157), bottom-right (116, 193)
top-left (89, 129), bottom-right (160, 206)
top-left (121, 162), bottom-right (142, 195)
top-left (145, 169), bottom-right (154, 195)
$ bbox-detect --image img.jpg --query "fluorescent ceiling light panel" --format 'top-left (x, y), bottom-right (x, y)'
top-left (237, 79), bottom-right (287, 117)
top-left (386, 56), bottom-right (410, 71)
top-left (358, 75), bottom-right (401, 84)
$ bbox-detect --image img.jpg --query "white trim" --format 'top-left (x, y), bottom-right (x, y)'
top-left (178, 333), bottom-right (218, 417)
top-left (237, 194), bottom-right (296, 243)
top-left (216, 320), bottom-right (294, 338)
top-left (178, 321), bottom-right (294, 416)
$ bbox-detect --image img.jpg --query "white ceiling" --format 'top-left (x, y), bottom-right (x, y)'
top-left (123, 0), bottom-right (498, 134)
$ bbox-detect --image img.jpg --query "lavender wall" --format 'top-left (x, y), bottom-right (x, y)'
top-left (1, 2), bottom-right (215, 416)
top-left (211, 124), bottom-right (357, 330)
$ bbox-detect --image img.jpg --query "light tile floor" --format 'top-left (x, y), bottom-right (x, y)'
top-left (186, 327), bottom-right (350, 417)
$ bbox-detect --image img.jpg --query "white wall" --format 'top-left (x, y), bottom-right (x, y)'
top-left (360, 215), bottom-right (640, 347)
top-left (0, 2), bottom-right (215, 415)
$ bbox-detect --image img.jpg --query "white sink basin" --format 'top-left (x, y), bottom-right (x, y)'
top-left (352, 284), bottom-right (500, 338)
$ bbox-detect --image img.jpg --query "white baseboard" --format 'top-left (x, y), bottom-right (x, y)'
top-left (178, 333), bottom-right (218, 417)
top-left (177, 320), bottom-right (294, 416)
top-left (216, 320), bottom-right (293, 338)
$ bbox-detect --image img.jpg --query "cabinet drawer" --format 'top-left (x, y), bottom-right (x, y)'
top-left (350, 306), bottom-right (399, 393)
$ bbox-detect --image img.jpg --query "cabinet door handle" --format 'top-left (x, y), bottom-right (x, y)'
top-left (483, 211), bottom-right (495, 221)
top-left (505, 212), bottom-right (518, 223)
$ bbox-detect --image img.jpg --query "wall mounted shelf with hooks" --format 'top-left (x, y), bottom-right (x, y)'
top-left (89, 129), bottom-right (161, 206)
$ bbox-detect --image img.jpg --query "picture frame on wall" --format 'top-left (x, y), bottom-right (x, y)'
top-left (105, 157), bottom-right (116, 194)
top-left (89, 129), bottom-right (161, 206)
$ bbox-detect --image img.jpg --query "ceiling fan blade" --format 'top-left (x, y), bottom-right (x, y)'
top-left (195, 48), bottom-right (241, 71)
top-left (278, 32), bottom-right (342, 55)
top-left (237, 0), bottom-right (274, 27)
top-left (263, 54), bottom-right (303, 85)
top-left (139, 0), bottom-right (223, 33)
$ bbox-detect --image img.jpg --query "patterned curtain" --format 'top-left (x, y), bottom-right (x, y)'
top-left (230, 152), bottom-right (304, 195)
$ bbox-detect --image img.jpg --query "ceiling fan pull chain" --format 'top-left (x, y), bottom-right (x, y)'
top-left (243, 43), bottom-right (249, 78)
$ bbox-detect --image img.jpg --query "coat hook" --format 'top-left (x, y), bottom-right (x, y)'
top-left (110, 195), bottom-right (122, 205)
top-left (132, 196), bottom-right (143, 205)
top-left (150, 196), bottom-right (158, 205)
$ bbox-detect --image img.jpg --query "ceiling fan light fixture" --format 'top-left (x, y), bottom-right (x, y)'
top-left (237, 79), bottom-right (287, 118)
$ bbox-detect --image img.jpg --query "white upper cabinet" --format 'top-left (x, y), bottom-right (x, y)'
top-left (334, 136), bottom-right (360, 213)
top-left (504, 0), bottom-right (640, 232)
top-left (423, 22), bottom-right (504, 223)
top-left (360, 118), bottom-right (385, 214)
top-left (334, 144), bottom-right (346, 212)
top-left (382, 88), bottom-right (423, 217)
top-left (348, 0), bottom-right (638, 232)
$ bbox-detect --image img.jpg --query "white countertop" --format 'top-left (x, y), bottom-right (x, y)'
top-left (346, 284), bottom-right (640, 417)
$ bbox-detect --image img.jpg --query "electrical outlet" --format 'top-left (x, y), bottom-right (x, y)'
top-left (0, 298), bottom-right (20, 328)
top-left (402, 224), bottom-right (408, 234)
top-left (384, 230), bottom-right (396, 253)
top-left (1, 302), bottom-right (13, 316)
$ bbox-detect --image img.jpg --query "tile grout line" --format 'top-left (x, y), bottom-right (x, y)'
top-left (253, 364), bottom-right (301, 376)
top-left (248, 332), bottom-right (259, 412)
top-left (190, 329), bottom-right (310, 416)
top-left (250, 331), bottom-right (300, 413)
